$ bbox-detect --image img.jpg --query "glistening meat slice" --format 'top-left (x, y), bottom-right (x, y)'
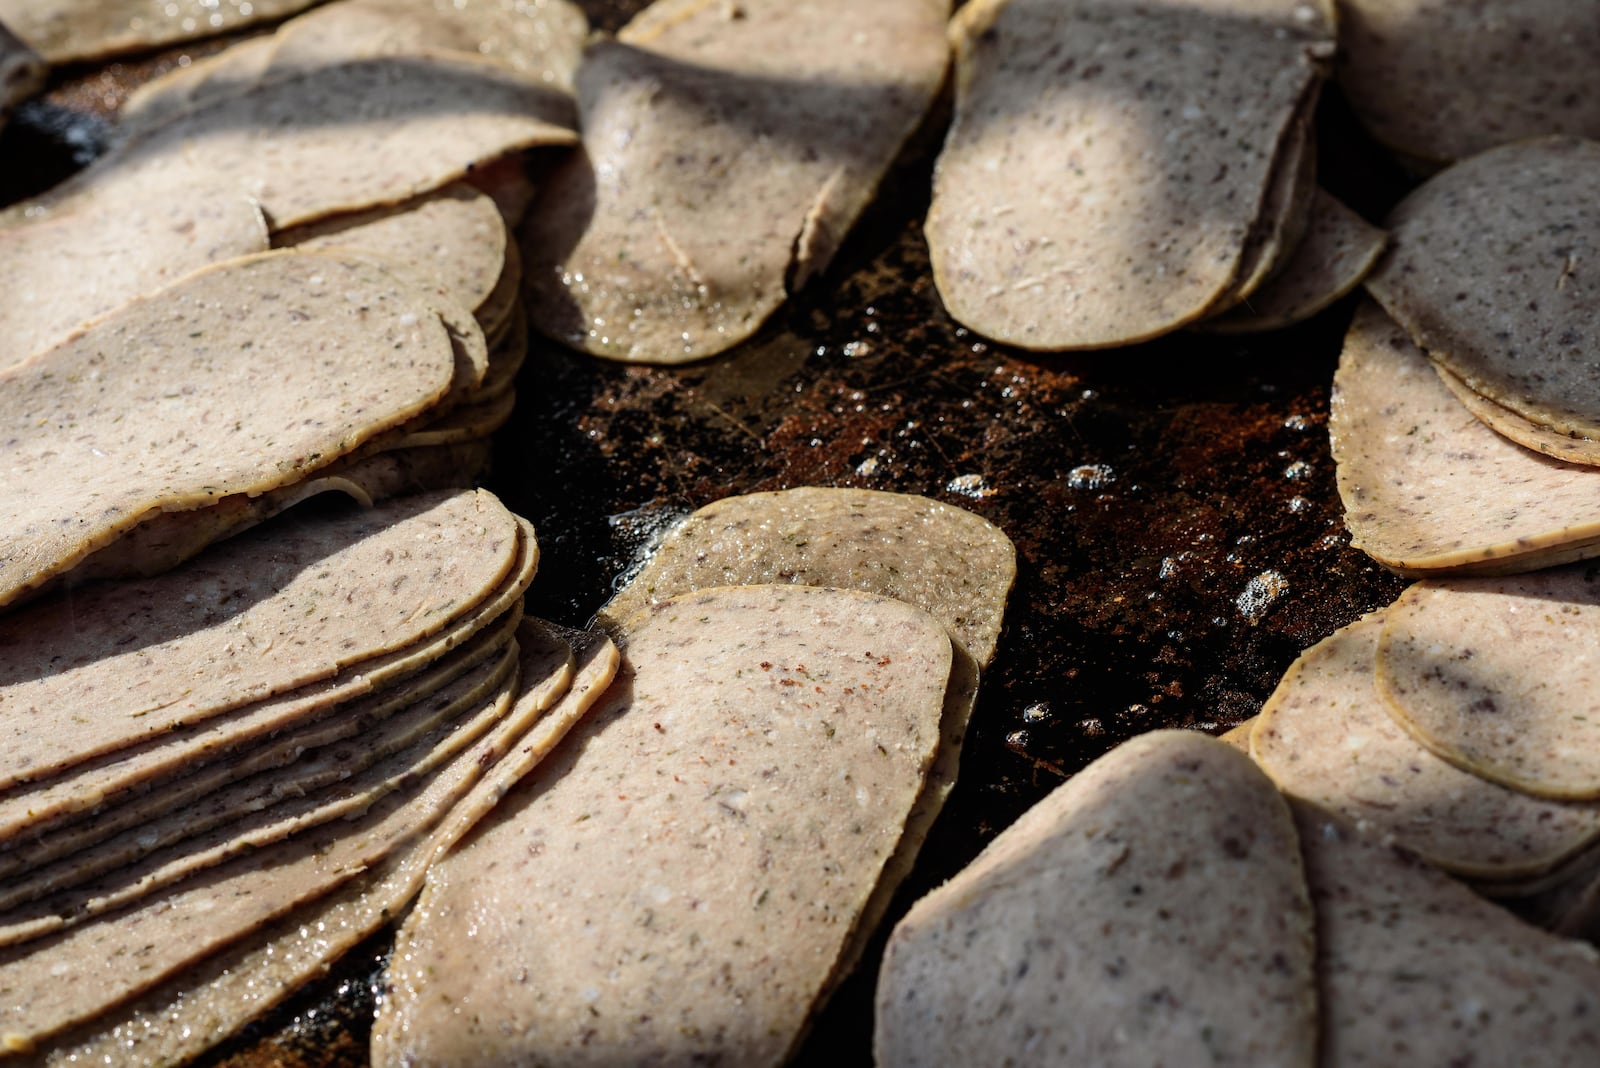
top-left (0, 653), bottom-right (521, 1052)
top-left (1252, 611), bottom-right (1600, 879)
top-left (0, 489), bottom-right (520, 790)
top-left (599, 487), bottom-right (1016, 667)
top-left (521, 0), bottom-right (950, 363)
top-left (874, 730), bottom-right (1316, 1068)
top-left (1294, 799), bottom-right (1600, 1066)
top-left (373, 585), bottom-right (951, 1068)
top-left (1329, 301), bottom-right (1600, 575)
top-left (0, 511), bottom-right (536, 849)
top-left (926, 0), bottom-right (1333, 349)
top-left (1376, 566), bottom-right (1600, 800)
top-left (0, 156), bottom-right (269, 371)
top-left (0, 0), bottom-right (318, 63)
top-left (0, 252), bottom-right (465, 607)
top-left (38, 622), bottom-right (618, 1068)
top-left (275, 183), bottom-right (510, 322)
top-left (1365, 138), bottom-right (1600, 442)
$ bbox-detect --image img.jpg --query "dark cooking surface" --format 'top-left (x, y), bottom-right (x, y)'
top-left (0, 5), bottom-right (1416, 1064)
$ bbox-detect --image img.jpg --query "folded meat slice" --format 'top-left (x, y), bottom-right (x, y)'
top-left (522, 0), bottom-right (950, 363)
top-left (0, 0), bottom-right (318, 63)
top-left (374, 585), bottom-right (952, 1067)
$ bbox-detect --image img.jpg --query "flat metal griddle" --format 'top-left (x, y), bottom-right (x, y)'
top-left (0, 4), bottom-right (1416, 1063)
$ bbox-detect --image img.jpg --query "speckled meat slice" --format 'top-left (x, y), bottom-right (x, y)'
top-left (1329, 300), bottom-right (1600, 575)
top-left (275, 183), bottom-right (510, 321)
top-left (1434, 363), bottom-right (1600, 466)
top-left (38, 622), bottom-right (617, 1068)
top-left (1203, 189), bottom-right (1387, 333)
top-left (0, 252), bottom-right (470, 606)
top-left (1337, 0), bottom-right (1600, 166)
top-left (60, 439), bottom-right (495, 588)
top-left (0, 489), bottom-right (520, 790)
top-left (0, 154), bottom-right (269, 371)
top-left (1376, 565), bottom-right (1600, 799)
top-left (1294, 799), bottom-right (1600, 1066)
top-left (598, 487), bottom-right (1016, 667)
top-left (0, 0), bottom-right (318, 63)
top-left (1253, 611), bottom-right (1600, 879)
top-left (926, 0), bottom-right (1333, 350)
top-left (1366, 138), bottom-right (1600, 440)
top-left (119, 0), bottom-right (589, 133)
top-left (521, 0), bottom-right (950, 363)
top-left (0, 512), bottom-right (536, 850)
top-left (92, 52), bottom-right (576, 231)
top-left (0, 640), bottom-right (525, 948)
top-left (373, 585), bottom-right (950, 1068)
top-left (875, 730), bottom-right (1317, 1068)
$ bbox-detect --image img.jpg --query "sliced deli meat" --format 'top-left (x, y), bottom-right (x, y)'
top-left (0, 656), bottom-right (521, 1052)
top-left (1294, 800), bottom-right (1600, 1066)
top-left (274, 181), bottom-right (510, 318)
top-left (521, 0), bottom-right (950, 363)
top-left (0, 252), bottom-right (474, 607)
top-left (1337, 0), bottom-right (1600, 165)
top-left (0, 489), bottom-right (521, 791)
top-left (373, 585), bottom-right (951, 1068)
top-left (0, 508), bottom-right (536, 850)
top-left (1329, 300), bottom-right (1600, 575)
top-left (0, 0), bottom-right (319, 63)
top-left (40, 622), bottom-right (618, 1068)
top-left (1376, 565), bottom-right (1600, 800)
top-left (599, 487), bottom-right (1017, 667)
top-left (1252, 611), bottom-right (1600, 880)
top-left (875, 730), bottom-right (1317, 1068)
top-left (1365, 138), bottom-right (1600, 442)
top-left (926, 0), bottom-right (1333, 349)
top-left (1202, 188), bottom-right (1387, 333)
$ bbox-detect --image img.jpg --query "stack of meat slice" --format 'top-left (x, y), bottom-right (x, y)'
top-left (926, 0), bottom-right (1384, 347)
top-left (373, 488), bottom-right (1017, 1066)
top-left (0, 488), bottom-right (622, 1065)
top-left (1332, 137), bottom-right (1600, 575)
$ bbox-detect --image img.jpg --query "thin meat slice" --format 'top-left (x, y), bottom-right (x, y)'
top-left (1252, 611), bottom-right (1600, 880)
top-left (927, 0), bottom-right (1334, 349)
top-left (0, 253), bottom-right (467, 607)
top-left (875, 730), bottom-right (1316, 1068)
top-left (374, 585), bottom-right (951, 1067)
top-left (1295, 799), bottom-right (1600, 1066)
top-left (522, 0), bottom-right (950, 363)
top-left (1330, 300), bottom-right (1600, 575)
top-left (0, 649), bottom-right (522, 1051)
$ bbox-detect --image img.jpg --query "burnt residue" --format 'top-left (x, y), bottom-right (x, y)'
top-left (3, 6), bottom-right (1412, 1067)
